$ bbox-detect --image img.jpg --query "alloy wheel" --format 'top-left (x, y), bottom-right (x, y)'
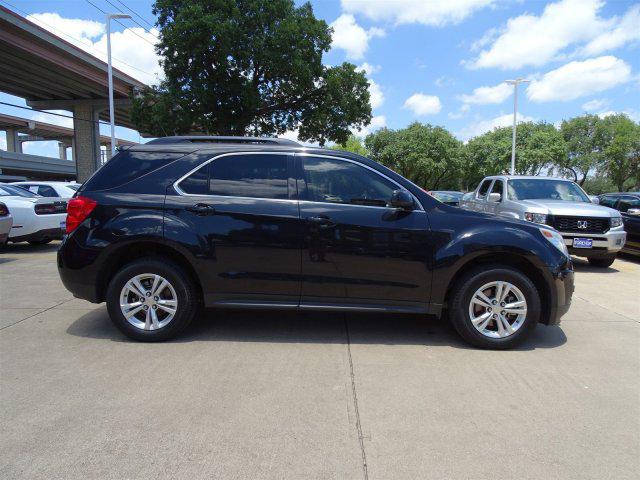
top-left (468, 281), bottom-right (527, 338)
top-left (119, 273), bottom-right (178, 331)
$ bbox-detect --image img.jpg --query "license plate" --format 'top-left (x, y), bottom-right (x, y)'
top-left (573, 238), bottom-right (592, 248)
top-left (60, 221), bottom-right (66, 231)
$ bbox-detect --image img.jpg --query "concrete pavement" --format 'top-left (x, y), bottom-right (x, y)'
top-left (1, 243), bottom-right (638, 479)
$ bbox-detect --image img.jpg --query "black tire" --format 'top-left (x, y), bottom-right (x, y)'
top-left (28, 239), bottom-right (52, 245)
top-left (106, 258), bottom-right (200, 341)
top-left (448, 266), bottom-right (541, 349)
top-left (587, 255), bottom-right (616, 268)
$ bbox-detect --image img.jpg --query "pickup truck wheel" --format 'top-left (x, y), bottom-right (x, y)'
top-left (587, 255), bottom-right (616, 268)
top-left (106, 258), bottom-right (199, 342)
top-left (449, 267), bottom-right (541, 349)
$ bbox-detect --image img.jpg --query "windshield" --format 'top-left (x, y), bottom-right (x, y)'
top-left (0, 184), bottom-right (39, 198)
top-left (507, 179), bottom-right (590, 202)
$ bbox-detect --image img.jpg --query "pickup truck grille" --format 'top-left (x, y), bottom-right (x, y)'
top-left (550, 215), bottom-right (609, 234)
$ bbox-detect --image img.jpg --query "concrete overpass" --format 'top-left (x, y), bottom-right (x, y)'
top-left (0, 5), bottom-right (147, 181)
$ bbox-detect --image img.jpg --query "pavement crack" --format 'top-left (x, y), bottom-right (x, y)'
top-left (0, 298), bottom-right (73, 332)
top-left (344, 316), bottom-right (369, 480)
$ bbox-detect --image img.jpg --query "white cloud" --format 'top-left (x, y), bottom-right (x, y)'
top-left (355, 115), bottom-right (387, 137)
top-left (27, 12), bottom-right (162, 85)
top-left (468, 0), bottom-right (607, 70)
top-left (341, 0), bottom-right (495, 27)
top-left (458, 113), bottom-right (535, 140)
top-left (330, 14), bottom-right (385, 60)
top-left (579, 5), bottom-right (640, 56)
top-left (459, 82), bottom-right (512, 105)
top-left (356, 64), bottom-right (384, 109)
top-left (581, 98), bottom-right (608, 111)
top-left (403, 93), bottom-right (442, 116)
top-left (357, 62), bottom-right (380, 75)
top-left (527, 56), bottom-right (632, 102)
top-left (597, 109), bottom-right (640, 122)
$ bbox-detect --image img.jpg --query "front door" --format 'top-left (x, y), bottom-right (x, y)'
top-left (296, 154), bottom-right (431, 312)
top-left (166, 152), bottom-right (302, 305)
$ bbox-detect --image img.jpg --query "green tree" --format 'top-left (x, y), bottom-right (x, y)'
top-left (131, 0), bottom-right (371, 145)
top-left (365, 123), bottom-right (463, 190)
top-left (464, 122), bottom-right (566, 187)
top-left (597, 114), bottom-right (640, 191)
top-left (329, 135), bottom-right (368, 156)
top-left (559, 114), bottom-right (604, 185)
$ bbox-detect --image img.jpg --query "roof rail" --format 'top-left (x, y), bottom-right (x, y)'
top-left (145, 136), bottom-right (300, 146)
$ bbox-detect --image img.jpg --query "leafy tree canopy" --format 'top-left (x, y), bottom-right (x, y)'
top-left (597, 114), bottom-right (640, 191)
top-left (559, 114), bottom-right (604, 185)
top-left (365, 123), bottom-right (463, 191)
top-left (465, 122), bottom-right (566, 182)
top-left (329, 135), bottom-right (368, 156)
top-left (131, 0), bottom-right (371, 145)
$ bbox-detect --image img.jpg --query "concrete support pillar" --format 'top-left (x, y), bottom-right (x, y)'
top-left (5, 128), bottom-right (22, 153)
top-left (58, 142), bottom-right (67, 160)
top-left (72, 104), bottom-right (101, 182)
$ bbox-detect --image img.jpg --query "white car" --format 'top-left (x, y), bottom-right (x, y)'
top-left (11, 181), bottom-right (80, 199)
top-left (0, 201), bottom-right (13, 246)
top-left (0, 184), bottom-right (67, 245)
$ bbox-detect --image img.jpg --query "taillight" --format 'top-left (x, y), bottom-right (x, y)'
top-left (0, 203), bottom-right (8, 216)
top-left (66, 196), bottom-right (97, 234)
top-left (35, 203), bottom-right (57, 215)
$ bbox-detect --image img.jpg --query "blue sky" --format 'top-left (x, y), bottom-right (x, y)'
top-left (1, 0), bottom-right (639, 157)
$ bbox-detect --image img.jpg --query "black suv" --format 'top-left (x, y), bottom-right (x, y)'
top-left (58, 137), bottom-right (574, 348)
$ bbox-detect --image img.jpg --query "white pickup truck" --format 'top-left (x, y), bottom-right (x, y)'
top-left (459, 175), bottom-right (626, 267)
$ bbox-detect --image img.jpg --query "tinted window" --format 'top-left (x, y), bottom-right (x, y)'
top-left (599, 195), bottom-right (618, 208)
top-left (37, 185), bottom-right (58, 197)
top-left (179, 165), bottom-right (209, 195)
top-left (83, 150), bottom-right (181, 191)
top-left (477, 180), bottom-right (492, 199)
top-left (0, 185), bottom-right (39, 197)
top-left (209, 154), bottom-right (288, 199)
top-left (490, 180), bottom-right (503, 196)
top-left (301, 157), bottom-right (396, 207)
top-left (618, 197), bottom-right (640, 212)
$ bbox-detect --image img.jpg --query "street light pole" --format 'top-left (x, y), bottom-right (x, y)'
top-left (106, 13), bottom-right (131, 159)
top-left (505, 78), bottom-right (529, 175)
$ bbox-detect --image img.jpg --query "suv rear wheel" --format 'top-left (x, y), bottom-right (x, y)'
top-left (106, 258), bottom-right (199, 341)
top-left (448, 267), bottom-right (541, 349)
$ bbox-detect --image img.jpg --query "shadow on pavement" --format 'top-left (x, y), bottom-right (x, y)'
top-left (0, 241), bottom-right (60, 256)
top-left (67, 306), bottom-right (567, 351)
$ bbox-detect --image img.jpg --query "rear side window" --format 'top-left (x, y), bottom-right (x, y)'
top-left (178, 154), bottom-right (289, 199)
top-left (82, 150), bottom-right (180, 191)
top-left (477, 180), bottom-right (492, 199)
top-left (599, 195), bottom-right (618, 208)
top-left (37, 185), bottom-right (58, 197)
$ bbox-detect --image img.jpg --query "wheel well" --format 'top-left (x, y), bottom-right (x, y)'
top-left (443, 253), bottom-right (551, 324)
top-left (96, 242), bottom-right (203, 303)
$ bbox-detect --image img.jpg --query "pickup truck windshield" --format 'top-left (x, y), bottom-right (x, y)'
top-left (507, 179), bottom-right (589, 202)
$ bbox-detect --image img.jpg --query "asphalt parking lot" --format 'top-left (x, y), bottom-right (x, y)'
top-left (1, 243), bottom-right (638, 480)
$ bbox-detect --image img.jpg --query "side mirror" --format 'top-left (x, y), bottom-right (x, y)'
top-left (590, 196), bottom-right (600, 204)
top-left (487, 192), bottom-right (501, 202)
top-left (390, 189), bottom-right (414, 210)
top-left (627, 208), bottom-right (640, 216)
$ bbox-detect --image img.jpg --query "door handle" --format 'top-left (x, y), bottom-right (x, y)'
top-left (186, 203), bottom-right (215, 215)
top-left (307, 215), bottom-right (336, 228)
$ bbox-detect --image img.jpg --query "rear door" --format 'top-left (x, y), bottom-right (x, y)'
top-left (296, 154), bottom-right (431, 311)
top-left (168, 152), bottom-right (302, 306)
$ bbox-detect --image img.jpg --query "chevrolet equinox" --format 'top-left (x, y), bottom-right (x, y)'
top-left (58, 136), bottom-right (574, 349)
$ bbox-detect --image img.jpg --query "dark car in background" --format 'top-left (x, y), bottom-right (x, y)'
top-left (57, 136), bottom-right (574, 349)
top-left (599, 192), bottom-right (640, 256)
top-left (428, 190), bottom-right (465, 207)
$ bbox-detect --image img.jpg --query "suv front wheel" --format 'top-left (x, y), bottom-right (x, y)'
top-left (106, 258), bottom-right (199, 341)
top-left (449, 267), bottom-right (541, 349)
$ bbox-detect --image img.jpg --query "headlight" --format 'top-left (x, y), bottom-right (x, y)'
top-left (525, 212), bottom-right (547, 224)
top-left (610, 216), bottom-right (623, 228)
top-left (539, 227), bottom-right (569, 257)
